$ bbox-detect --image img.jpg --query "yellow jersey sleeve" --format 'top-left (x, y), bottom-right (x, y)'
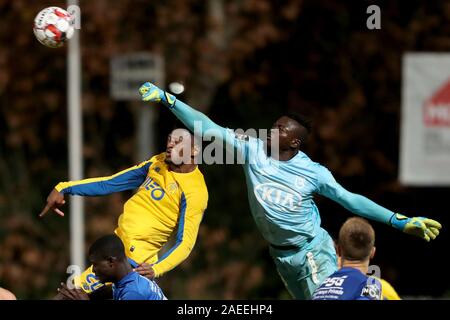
top-left (55, 159), bottom-right (153, 196)
top-left (151, 185), bottom-right (208, 277)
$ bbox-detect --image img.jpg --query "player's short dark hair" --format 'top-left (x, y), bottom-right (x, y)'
top-left (285, 112), bottom-right (312, 141)
top-left (88, 234), bottom-right (126, 261)
top-left (338, 217), bottom-right (375, 261)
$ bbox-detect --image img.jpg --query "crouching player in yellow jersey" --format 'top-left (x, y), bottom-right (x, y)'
top-left (39, 128), bottom-right (208, 295)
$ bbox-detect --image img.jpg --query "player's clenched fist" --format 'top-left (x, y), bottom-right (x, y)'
top-left (39, 188), bottom-right (66, 218)
top-left (139, 82), bottom-right (176, 108)
top-left (390, 214), bottom-right (442, 242)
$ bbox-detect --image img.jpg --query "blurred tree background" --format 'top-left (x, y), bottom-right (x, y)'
top-left (1, 0), bottom-right (450, 299)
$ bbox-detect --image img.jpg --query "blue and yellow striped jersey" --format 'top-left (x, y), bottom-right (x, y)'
top-left (55, 153), bottom-right (208, 277)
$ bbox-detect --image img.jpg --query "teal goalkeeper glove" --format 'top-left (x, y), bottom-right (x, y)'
top-left (389, 213), bottom-right (442, 242)
top-left (139, 82), bottom-right (176, 108)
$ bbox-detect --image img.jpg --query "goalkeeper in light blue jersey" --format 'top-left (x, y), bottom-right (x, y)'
top-left (138, 82), bottom-right (442, 299)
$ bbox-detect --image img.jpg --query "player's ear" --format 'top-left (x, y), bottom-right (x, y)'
top-left (370, 247), bottom-right (376, 259)
top-left (335, 244), bottom-right (343, 268)
top-left (107, 256), bottom-right (116, 266)
top-left (336, 245), bottom-right (342, 258)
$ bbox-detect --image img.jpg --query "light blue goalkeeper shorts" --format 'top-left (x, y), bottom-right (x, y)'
top-left (269, 228), bottom-right (338, 300)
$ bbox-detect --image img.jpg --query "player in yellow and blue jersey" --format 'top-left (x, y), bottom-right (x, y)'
top-left (40, 128), bottom-right (208, 294)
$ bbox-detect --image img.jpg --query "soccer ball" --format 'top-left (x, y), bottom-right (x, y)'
top-left (33, 7), bottom-right (74, 48)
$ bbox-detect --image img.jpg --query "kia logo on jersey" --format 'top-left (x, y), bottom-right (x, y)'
top-left (254, 183), bottom-right (302, 212)
top-left (424, 77), bottom-right (450, 127)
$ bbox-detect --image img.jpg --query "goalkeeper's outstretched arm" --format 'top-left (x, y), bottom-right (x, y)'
top-left (139, 82), bottom-right (231, 146)
top-left (317, 166), bottom-right (442, 242)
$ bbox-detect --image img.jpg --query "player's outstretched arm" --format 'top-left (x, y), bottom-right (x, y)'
top-left (139, 82), bottom-right (228, 142)
top-left (139, 82), bottom-right (252, 162)
top-left (39, 159), bottom-right (152, 218)
top-left (317, 166), bottom-right (442, 242)
top-left (336, 190), bottom-right (441, 241)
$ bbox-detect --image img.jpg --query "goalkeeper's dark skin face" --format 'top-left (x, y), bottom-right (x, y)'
top-left (267, 116), bottom-right (306, 161)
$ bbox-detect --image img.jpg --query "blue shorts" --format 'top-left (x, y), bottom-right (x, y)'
top-left (269, 228), bottom-right (338, 300)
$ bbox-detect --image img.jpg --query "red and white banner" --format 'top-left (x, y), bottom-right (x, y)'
top-left (400, 53), bottom-right (450, 185)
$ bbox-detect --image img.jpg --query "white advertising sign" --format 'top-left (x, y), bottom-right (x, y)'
top-left (400, 53), bottom-right (450, 185)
